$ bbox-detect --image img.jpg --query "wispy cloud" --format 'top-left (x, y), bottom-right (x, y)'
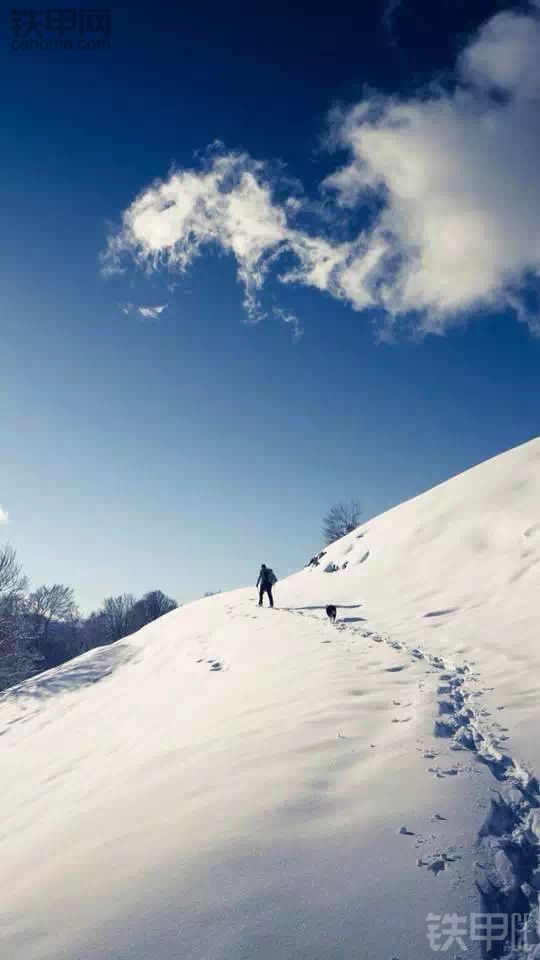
top-left (118, 302), bottom-right (168, 322)
top-left (105, 5), bottom-right (540, 337)
top-left (383, 0), bottom-right (403, 45)
top-left (137, 304), bottom-right (167, 321)
top-left (0, 505), bottom-right (9, 525)
top-left (274, 307), bottom-right (303, 341)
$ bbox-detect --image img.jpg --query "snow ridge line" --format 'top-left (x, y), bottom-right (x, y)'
top-left (287, 608), bottom-right (540, 958)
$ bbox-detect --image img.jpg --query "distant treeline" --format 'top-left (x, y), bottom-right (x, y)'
top-left (0, 543), bottom-right (178, 692)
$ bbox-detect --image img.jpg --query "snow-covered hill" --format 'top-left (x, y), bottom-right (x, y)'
top-left (1, 438), bottom-right (539, 960)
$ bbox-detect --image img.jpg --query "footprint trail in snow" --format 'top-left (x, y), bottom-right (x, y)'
top-left (284, 602), bottom-right (540, 959)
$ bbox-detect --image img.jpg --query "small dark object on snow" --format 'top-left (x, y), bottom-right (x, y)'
top-left (326, 604), bottom-right (337, 623)
top-left (306, 550), bottom-right (327, 569)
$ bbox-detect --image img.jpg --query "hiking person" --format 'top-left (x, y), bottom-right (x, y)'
top-left (256, 564), bottom-right (277, 607)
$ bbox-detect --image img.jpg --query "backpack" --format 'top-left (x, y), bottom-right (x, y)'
top-left (266, 568), bottom-right (277, 586)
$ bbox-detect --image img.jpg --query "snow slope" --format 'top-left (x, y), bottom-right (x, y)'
top-left (282, 436), bottom-right (540, 770)
top-left (1, 438), bottom-right (539, 960)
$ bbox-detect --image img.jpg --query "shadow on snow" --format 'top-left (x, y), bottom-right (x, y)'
top-left (0, 642), bottom-right (134, 704)
top-left (283, 603), bottom-right (363, 612)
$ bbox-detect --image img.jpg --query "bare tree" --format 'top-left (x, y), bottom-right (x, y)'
top-left (102, 594), bottom-right (136, 643)
top-left (79, 610), bottom-right (109, 652)
top-left (0, 545), bottom-right (41, 691)
top-left (322, 500), bottom-right (362, 545)
top-left (132, 590), bottom-right (177, 631)
top-left (0, 544), bottom-right (27, 599)
top-left (0, 598), bottom-right (41, 690)
top-left (27, 583), bottom-right (79, 646)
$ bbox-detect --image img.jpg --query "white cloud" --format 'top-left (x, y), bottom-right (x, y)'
top-left (460, 10), bottom-right (540, 96)
top-left (323, 7), bottom-right (540, 333)
top-left (105, 6), bottom-right (540, 337)
top-left (118, 302), bottom-right (168, 321)
top-left (0, 506), bottom-right (9, 525)
top-left (137, 304), bottom-right (167, 320)
top-left (106, 152), bottom-right (288, 322)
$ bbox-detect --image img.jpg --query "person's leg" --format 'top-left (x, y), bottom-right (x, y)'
top-left (258, 585), bottom-right (264, 606)
top-left (268, 585), bottom-right (274, 608)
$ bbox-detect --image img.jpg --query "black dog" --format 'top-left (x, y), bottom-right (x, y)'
top-left (326, 604), bottom-right (337, 623)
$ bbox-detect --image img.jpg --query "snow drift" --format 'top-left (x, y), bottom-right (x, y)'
top-left (1, 437), bottom-right (539, 960)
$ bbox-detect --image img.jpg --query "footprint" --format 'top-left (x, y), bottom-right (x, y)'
top-left (433, 719), bottom-right (458, 738)
top-left (438, 701), bottom-right (455, 716)
top-left (210, 662), bottom-right (222, 672)
top-left (385, 665), bottom-right (406, 673)
top-left (418, 851), bottom-right (460, 874)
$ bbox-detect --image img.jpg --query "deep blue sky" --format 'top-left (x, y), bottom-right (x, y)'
top-left (2, 0), bottom-right (539, 612)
